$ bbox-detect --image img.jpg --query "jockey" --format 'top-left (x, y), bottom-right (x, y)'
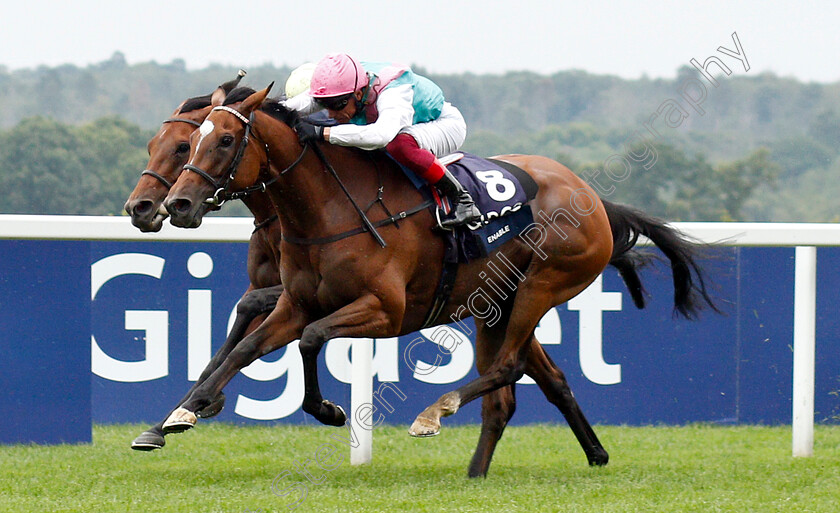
top-left (283, 53), bottom-right (480, 228)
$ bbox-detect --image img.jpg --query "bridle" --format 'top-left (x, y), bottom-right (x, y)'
top-left (180, 104), bottom-right (393, 248)
top-left (181, 106), bottom-right (308, 206)
top-left (139, 117), bottom-right (202, 189)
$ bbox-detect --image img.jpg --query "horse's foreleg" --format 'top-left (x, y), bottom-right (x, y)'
top-left (467, 385), bottom-right (516, 478)
top-left (162, 293), bottom-right (305, 433)
top-left (132, 307), bottom-right (263, 447)
top-left (526, 341), bottom-right (608, 466)
top-left (131, 285), bottom-right (284, 450)
top-left (298, 294), bottom-right (398, 427)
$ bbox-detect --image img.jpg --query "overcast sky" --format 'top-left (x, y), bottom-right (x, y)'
top-left (1, 1), bottom-right (836, 83)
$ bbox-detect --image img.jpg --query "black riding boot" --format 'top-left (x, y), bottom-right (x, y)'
top-left (434, 169), bottom-right (482, 228)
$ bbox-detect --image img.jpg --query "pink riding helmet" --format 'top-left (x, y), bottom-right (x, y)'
top-left (309, 53), bottom-right (367, 98)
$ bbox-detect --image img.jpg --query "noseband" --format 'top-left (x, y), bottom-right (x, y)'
top-left (140, 117), bottom-right (203, 189)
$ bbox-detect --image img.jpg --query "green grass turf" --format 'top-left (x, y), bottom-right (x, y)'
top-left (1, 423), bottom-right (839, 512)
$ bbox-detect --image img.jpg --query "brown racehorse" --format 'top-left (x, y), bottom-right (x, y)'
top-left (126, 84), bottom-right (656, 470)
top-left (162, 85), bottom-right (717, 477)
top-left (124, 79), bottom-right (285, 450)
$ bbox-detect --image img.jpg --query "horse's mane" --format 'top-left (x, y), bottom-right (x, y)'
top-left (223, 86), bottom-right (258, 106)
top-left (180, 74), bottom-right (247, 114)
top-left (260, 95), bottom-right (300, 126)
top-left (179, 94), bottom-right (212, 114)
top-left (218, 87), bottom-right (299, 127)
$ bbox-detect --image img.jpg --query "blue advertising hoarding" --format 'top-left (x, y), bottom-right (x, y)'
top-left (1, 239), bottom-right (839, 445)
top-left (0, 241), bottom-right (91, 444)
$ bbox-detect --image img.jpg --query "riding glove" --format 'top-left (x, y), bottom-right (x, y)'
top-left (294, 121), bottom-right (323, 145)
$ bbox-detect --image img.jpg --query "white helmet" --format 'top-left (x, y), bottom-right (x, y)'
top-left (284, 62), bottom-right (317, 98)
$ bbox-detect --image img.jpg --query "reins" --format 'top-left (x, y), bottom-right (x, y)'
top-left (278, 143), bottom-right (437, 247)
top-left (252, 214), bottom-right (279, 233)
top-left (224, 143), bottom-right (308, 202)
top-left (305, 142), bottom-right (389, 248)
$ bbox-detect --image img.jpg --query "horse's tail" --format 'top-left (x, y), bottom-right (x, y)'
top-left (602, 199), bottom-right (719, 319)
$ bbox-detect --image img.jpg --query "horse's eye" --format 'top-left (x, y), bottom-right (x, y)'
top-left (175, 142), bottom-right (190, 154)
top-left (220, 135), bottom-right (235, 147)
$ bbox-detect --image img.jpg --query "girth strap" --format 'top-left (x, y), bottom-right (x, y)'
top-left (420, 260), bottom-right (459, 329)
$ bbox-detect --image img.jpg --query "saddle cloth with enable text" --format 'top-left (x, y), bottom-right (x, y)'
top-left (398, 152), bottom-right (538, 262)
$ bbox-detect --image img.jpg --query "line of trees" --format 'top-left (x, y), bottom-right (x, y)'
top-left (0, 116), bottom-right (149, 215)
top-left (0, 54), bottom-right (837, 221)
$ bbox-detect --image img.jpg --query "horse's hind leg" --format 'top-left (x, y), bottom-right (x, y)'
top-left (410, 268), bottom-right (593, 437)
top-left (466, 333), bottom-right (607, 477)
top-left (132, 285), bottom-right (283, 449)
top-left (463, 301), bottom-right (518, 478)
top-left (526, 340), bottom-right (608, 466)
top-left (468, 385), bottom-right (516, 478)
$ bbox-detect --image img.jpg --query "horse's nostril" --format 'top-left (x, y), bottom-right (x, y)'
top-left (132, 200), bottom-right (154, 216)
top-left (169, 198), bottom-right (193, 215)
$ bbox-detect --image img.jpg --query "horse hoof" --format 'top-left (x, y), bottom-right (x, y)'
top-left (334, 403), bottom-right (346, 424)
top-left (196, 393), bottom-right (225, 419)
top-left (131, 430), bottom-right (165, 451)
top-left (588, 448), bottom-right (609, 466)
top-left (323, 400), bottom-right (346, 427)
top-left (408, 416), bottom-right (440, 438)
top-left (303, 399), bottom-right (347, 426)
top-left (162, 407), bottom-right (197, 434)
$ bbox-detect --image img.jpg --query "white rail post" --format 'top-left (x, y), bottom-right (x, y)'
top-left (792, 246), bottom-right (816, 457)
top-left (350, 339), bottom-right (373, 465)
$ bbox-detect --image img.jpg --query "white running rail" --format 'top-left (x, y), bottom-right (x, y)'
top-left (1, 215), bottom-right (831, 460)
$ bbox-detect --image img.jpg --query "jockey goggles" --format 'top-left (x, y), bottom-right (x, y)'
top-left (314, 93), bottom-right (353, 111)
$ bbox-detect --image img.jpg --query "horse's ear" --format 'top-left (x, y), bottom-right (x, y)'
top-left (212, 69), bottom-right (247, 106)
top-left (221, 69), bottom-right (247, 93)
top-left (210, 87), bottom-right (226, 106)
top-left (172, 101), bottom-right (186, 116)
top-left (239, 83), bottom-right (274, 114)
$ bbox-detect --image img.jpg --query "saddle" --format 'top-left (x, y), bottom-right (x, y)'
top-left (399, 152), bottom-right (539, 263)
top-left (406, 152), bottom-right (539, 328)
